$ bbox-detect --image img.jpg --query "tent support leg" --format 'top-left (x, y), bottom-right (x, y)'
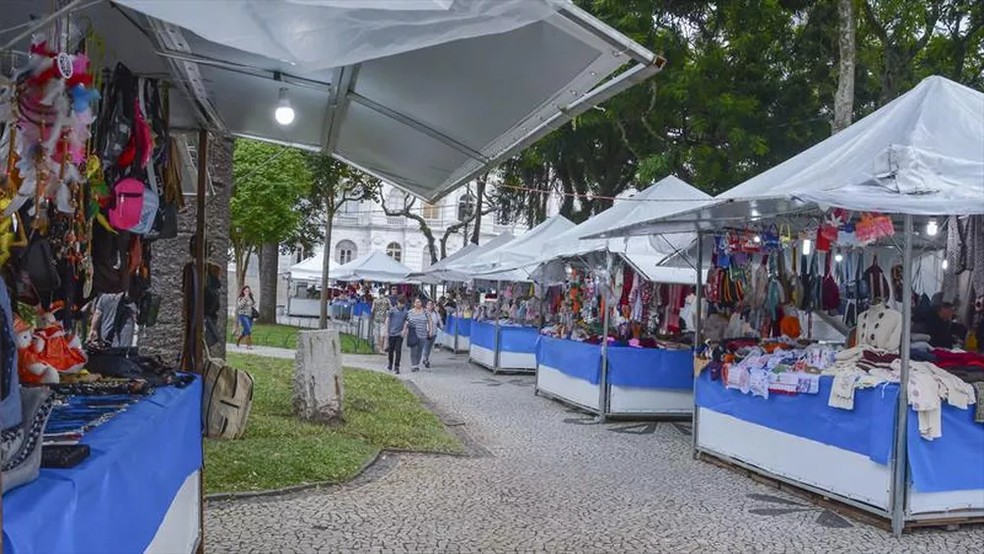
top-left (493, 280), bottom-right (502, 372)
top-left (692, 232), bottom-right (704, 459)
top-left (597, 251), bottom-right (612, 422)
top-left (890, 214), bottom-right (914, 536)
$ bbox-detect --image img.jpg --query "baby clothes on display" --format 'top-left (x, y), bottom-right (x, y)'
top-left (855, 303), bottom-right (903, 352)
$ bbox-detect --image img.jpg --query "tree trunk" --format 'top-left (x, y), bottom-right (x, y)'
top-left (293, 329), bottom-right (344, 423)
top-left (319, 211), bottom-right (334, 329)
top-left (833, 0), bottom-right (856, 134)
top-left (258, 241), bottom-right (279, 323)
top-left (141, 135), bottom-right (233, 361)
top-left (470, 175), bottom-right (486, 244)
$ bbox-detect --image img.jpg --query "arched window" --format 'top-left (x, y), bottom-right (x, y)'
top-left (457, 193), bottom-right (476, 221)
top-left (386, 242), bottom-right (402, 262)
top-left (336, 240), bottom-right (357, 264)
top-left (422, 201), bottom-right (441, 221)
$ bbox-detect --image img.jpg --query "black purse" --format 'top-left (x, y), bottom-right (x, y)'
top-left (406, 325), bottom-right (419, 347)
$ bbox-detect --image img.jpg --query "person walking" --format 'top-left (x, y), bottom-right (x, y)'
top-left (385, 295), bottom-right (409, 374)
top-left (422, 300), bottom-right (442, 368)
top-left (236, 286), bottom-right (256, 350)
top-left (371, 288), bottom-right (391, 353)
top-left (404, 297), bottom-right (432, 372)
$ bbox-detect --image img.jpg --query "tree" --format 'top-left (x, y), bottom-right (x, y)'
top-left (381, 179), bottom-right (501, 263)
top-left (833, 0), bottom-right (857, 133)
top-left (231, 139), bottom-right (312, 323)
top-left (299, 153), bottom-right (381, 329)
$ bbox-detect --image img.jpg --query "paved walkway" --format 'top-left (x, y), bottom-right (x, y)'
top-left (206, 346), bottom-right (983, 553)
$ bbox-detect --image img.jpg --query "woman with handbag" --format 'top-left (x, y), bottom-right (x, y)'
top-left (236, 286), bottom-right (257, 350)
top-left (404, 297), bottom-right (432, 373)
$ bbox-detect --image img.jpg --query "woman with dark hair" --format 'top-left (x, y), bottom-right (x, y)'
top-left (236, 286), bottom-right (257, 349)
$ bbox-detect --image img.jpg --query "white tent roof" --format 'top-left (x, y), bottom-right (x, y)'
top-left (407, 243), bottom-right (480, 284)
top-left (530, 176), bottom-right (710, 284)
top-left (418, 233), bottom-right (517, 283)
top-left (467, 215), bottom-right (576, 274)
top-left (8, 0), bottom-right (663, 202)
top-left (598, 76), bottom-right (984, 237)
top-left (290, 250), bottom-right (412, 284)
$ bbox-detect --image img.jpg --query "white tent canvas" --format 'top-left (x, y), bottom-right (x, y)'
top-left (408, 243), bottom-right (480, 284)
top-left (597, 76), bottom-right (984, 237)
top-left (532, 175), bottom-right (710, 284)
top-left (467, 216), bottom-right (576, 273)
top-left (290, 250), bottom-right (412, 284)
top-left (21, 0), bottom-right (662, 202)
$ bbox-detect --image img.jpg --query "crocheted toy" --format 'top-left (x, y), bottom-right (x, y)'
top-left (30, 304), bottom-right (86, 377)
top-left (14, 316), bottom-right (59, 385)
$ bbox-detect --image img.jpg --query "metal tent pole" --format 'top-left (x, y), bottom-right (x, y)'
top-left (692, 232), bottom-right (705, 458)
top-left (597, 251), bottom-right (612, 421)
top-left (193, 128), bottom-right (209, 554)
top-left (890, 214), bottom-right (914, 536)
top-left (493, 280), bottom-right (502, 372)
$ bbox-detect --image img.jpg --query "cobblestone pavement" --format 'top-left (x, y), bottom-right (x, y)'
top-left (206, 346), bottom-right (984, 553)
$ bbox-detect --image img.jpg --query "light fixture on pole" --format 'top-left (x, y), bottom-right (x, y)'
top-left (834, 253), bottom-right (843, 263)
top-left (274, 87), bottom-right (295, 126)
top-left (801, 238), bottom-right (812, 256)
top-left (925, 218), bottom-right (939, 236)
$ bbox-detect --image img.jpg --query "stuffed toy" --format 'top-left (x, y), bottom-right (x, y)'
top-left (14, 316), bottom-right (59, 385)
top-left (31, 303), bottom-right (86, 376)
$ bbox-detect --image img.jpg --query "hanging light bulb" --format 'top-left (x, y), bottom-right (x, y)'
top-left (274, 87), bottom-right (295, 126)
top-left (834, 253), bottom-right (843, 263)
top-left (925, 218), bottom-right (939, 236)
top-left (801, 238), bottom-right (812, 256)
top-left (753, 235), bottom-right (762, 244)
top-left (942, 259), bottom-right (949, 270)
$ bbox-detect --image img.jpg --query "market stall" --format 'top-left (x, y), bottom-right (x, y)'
top-left (287, 250), bottom-right (414, 319)
top-left (527, 178), bottom-right (710, 417)
top-left (466, 216), bottom-right (575, 372)
top-left (596, 76), bottom-right (984, 532)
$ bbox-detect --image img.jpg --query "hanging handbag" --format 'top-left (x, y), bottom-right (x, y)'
top-left (406, 324), bottom-right (419, 348)
top-left (821, 253), bottom-right (841, 312)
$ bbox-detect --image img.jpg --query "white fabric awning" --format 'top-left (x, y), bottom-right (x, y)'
top-left (290, 250), bottom-right (413, 284)
top-left (6, 0), bottom-right (663, 202)
top-left (596, 76), bottom-right (984, 237)
top-left (466, 215), bottom-right (576, 275)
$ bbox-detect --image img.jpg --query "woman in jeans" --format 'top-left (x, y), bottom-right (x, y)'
top-left (403, 298), bottom-right (432, 372)
top-left (422, 301), bottom-right (442, 368)
top-left (236, 286), bottom-right (256, 349)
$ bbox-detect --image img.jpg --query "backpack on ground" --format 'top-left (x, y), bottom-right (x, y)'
top-left (202, 352), bottom-right (254, 440)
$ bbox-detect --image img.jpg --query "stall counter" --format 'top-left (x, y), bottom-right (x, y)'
top-left (3, 378), bottom-right (203, 554)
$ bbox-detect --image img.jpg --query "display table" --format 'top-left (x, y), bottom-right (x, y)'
top-left (3, 378), bottom-right (203, 554)
top-left (468, 321), bottom-right (538, 373)
top-left (695, 372), bottom-right (984, 521)
top-left (535, 336), bottom-right (694, 416)
top-left (607, 345), bottom-right (693, 416)
top-left (447, 315), bottom-right (472, 353)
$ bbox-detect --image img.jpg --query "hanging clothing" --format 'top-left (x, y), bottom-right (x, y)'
top-left (856, 303), bottom-right (903, 352)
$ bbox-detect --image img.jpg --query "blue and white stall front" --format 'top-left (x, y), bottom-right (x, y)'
top-left (469, 320), bottom-right (540, 373)
top-left (535, 336), bottom-right (694, 417)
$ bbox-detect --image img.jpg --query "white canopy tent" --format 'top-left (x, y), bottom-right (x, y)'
top-left (465, 216), bottom-right (577, 282)
top-left (418, 233), bottom-right (517, 284)
top-left (408, 243), bottom-right (480, 285)
top-left (291, 250), bottom-right (413, 284)
top-left (530, 176), bottom-right (711, 284)
top-left (7, 0), bottom-right (665, 202)
top-left (592, 76), bottom-right (984, 238)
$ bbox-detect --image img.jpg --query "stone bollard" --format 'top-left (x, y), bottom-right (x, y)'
top-left (293, 328), bottom-right (344, 423)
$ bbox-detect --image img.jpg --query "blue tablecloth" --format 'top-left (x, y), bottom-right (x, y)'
top-left (3, 378), bottom-right (203, 554)
top-left (449, 315), bottom-right (472, 338)
top-left (907, 398), bottom-right (984, 493)
top-left (696, 372), bottom-right (897, 465)
top-left (697, 371), bottom-right (983, 493)
top-left (537, 336), bottom-right (602, 384)
top-left (499, 326), bottom-right (539, 354)
top-left (352, 301), bottom-right (371, 317)
top-left (470, 320), bottom-right (496, 350)
top-left (607, 346), bottom-right (694, 390)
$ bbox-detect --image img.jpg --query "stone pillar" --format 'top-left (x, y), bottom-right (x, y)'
top-left (293, 328), bottom-right (344, 423)
top-left (141, 134), bottom-right (233, 362)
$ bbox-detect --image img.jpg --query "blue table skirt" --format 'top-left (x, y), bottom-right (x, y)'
top-left (449, 315), bottom-right (472, 338)
top-left (351, 301), bottom-right (371, 317)
top-left (696, 371), bottom-right (984, 493)
top-left (470, 320), bottom-right (496, 350)
top-left (499, 326), bottom-right (539, 354)
top-left (607, 346), bottom-right (694, 390)
top-left (536, 336), bottom-right (602, 384)
top-left (3, 378), bottom-right (203, 554)
top-left (907, 397), bottom-right (984, 493)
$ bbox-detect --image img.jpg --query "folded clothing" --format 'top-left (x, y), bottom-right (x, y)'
top-left (932, 349), bottom-right (984, 370)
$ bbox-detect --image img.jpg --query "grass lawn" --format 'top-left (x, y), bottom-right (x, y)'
top-left (228, 321), bottom-right (374, 353)
top-left (204, 353), bottom-right (462, 494)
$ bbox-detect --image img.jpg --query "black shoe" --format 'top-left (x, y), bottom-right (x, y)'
top-left (387, 366), bottom-right (393, 372)
top-left (424, 361), bottom-right (430, 368)
top-left (411, 366), bottom-right (419, 373)
top-left (394, 368), bottom-right (400, 374)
